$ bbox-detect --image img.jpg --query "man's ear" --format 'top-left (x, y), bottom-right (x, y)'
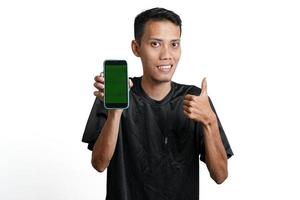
top-left (131, 40), bottom-right (140, 57)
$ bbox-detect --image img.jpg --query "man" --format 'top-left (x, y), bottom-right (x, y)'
top-left (82, 7), bottom-right (233, 200)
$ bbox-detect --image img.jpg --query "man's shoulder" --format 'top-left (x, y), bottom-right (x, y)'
top-left (130, 76), bottom-right (140, 82)
top-left (129, 76), bottom-right (142, 95)
top-left (172, 81), bottom-right (202, 96)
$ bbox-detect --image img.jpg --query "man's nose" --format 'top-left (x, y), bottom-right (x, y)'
top-left (159, 45), bottom-right (172, 60)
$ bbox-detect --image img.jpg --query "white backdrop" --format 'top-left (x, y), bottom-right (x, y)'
top-left (1, 0), bottom-right (300, 199)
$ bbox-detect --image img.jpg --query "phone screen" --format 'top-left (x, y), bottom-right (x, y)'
top-left (104, 60), bottom-right (128, 109)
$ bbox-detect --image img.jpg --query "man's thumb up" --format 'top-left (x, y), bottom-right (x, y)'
top-left (200, 77), bottom-right (208, 96)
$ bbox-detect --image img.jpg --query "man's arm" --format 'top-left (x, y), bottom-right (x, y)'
top-left (201, 115), bottom-right (228, 184)
top-left (91, 109), bottom-right (122, 173)
top-left (183, 77), bottom-right (229, 184)
top-left (90, 74), bottom-right (133, 172)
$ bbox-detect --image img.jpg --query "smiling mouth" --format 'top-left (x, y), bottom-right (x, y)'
top-left (157, 65), bottom-right (173, 72)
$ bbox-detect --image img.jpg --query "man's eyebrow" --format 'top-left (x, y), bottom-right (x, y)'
top-left (148, 38), bottom-right (181, 42)
top-left (148, 38), bottom-right (163, 41)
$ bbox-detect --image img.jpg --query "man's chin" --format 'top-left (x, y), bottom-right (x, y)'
top-left (151, 75), bottom-right (173, 84)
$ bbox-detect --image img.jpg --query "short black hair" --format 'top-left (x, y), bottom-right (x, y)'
top-left (134, 7), bottom-right (182, 44)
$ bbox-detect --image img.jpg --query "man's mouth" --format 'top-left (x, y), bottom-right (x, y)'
top-left (157, 65), bottom-right (173, 72)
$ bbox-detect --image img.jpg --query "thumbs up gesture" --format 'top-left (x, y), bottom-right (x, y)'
top-left (183, 78), bottom-right (217, 126)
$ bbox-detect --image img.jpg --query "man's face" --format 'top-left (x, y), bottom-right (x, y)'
top-left (133, 20), bottom-right (181, 83)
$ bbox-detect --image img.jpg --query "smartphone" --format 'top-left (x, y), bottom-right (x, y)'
top-left (104, 60), bottom-right (129, 109)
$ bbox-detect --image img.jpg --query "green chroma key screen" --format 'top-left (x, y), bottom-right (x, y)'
top-left (104, 60), bottom-right (128, 108)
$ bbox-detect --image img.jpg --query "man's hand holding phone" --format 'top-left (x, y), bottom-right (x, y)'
top-left (93, 72), bottom-right (133, 114)
top-left (93, 72), bottom-right (106, 100)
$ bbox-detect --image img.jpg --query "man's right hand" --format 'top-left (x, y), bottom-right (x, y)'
top-left (93, 72), bottom-right (133, 103)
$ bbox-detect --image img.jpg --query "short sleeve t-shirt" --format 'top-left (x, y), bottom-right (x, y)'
top-left (82, 76), bottom-right (233, 200)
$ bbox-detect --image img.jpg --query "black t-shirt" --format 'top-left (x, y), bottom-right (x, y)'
top-left (82, 76), bottom-right (233, 200)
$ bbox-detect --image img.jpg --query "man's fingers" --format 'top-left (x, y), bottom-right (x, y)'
top-left (183, 110), bottom-right (189, 117)
top-left (94, 91), bottom-right (104, 98)
top-left (183, 100), bottom-right (189, 106)
top-left (183, 99), bottom-right (195, 107)
top-left (183, 105), bottom-right (192, 113)
top-left (94, 73), bottom-right (104, 92)
top-left (200, 77), bottom-right (207, 96)
top-left (129, 79), bottom-right (133, 88)
top-left (94, 72), bottom-right (104, 81)
top-left (184, 94), bottom-right (195, 101)
top-left (183, 110), bottom-right (195, 120)
top-left (94, 75), bottom-right (104, 83)
top-left (94, 91), bottom-right (99, 96)
top-left (94, 82), bottom-right (104, 90)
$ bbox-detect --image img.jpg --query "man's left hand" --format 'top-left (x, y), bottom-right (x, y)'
top-left (183, 78), bottom-right (217, 126)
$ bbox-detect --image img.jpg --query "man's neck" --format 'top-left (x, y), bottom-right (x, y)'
top-left (141, 76), bottom-right (171, 101)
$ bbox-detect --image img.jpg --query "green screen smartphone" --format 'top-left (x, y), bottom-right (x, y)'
top-left (104, 60), bottom-right (129, 109)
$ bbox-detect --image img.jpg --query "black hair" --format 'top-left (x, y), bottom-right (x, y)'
top-left (134, 7), bottom-right (182, 44)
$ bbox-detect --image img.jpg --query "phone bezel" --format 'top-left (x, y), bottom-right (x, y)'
top-left (103, 60), bottom-right (129, 109)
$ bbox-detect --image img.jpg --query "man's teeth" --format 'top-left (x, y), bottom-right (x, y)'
top-left (158, 65), bottom-right (171, 70)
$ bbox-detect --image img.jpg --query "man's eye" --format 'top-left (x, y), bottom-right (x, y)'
top-left (171, 42), bottom-right (180, 48)
top-left (151, 41), bottom-right (160, 48)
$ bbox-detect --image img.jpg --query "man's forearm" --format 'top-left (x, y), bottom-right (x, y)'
top-left (202, 116), bottom-right (228, 184)
top-left (91, 110), bottom-right (122, 172)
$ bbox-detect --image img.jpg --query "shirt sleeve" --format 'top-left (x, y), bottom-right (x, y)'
top-left (199, 96), bottom-right (234, 162)
top-left (82, 98), bottom-right (108, 151)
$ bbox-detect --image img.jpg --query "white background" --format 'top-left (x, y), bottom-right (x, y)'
top-left (1, 0), bottom-right (300, 199)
